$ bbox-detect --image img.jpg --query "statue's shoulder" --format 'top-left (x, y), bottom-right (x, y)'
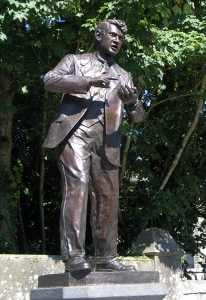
top-left (61, 53), bottom-right (92, 65)
top-left (70, 53), bottom-right (92, 65)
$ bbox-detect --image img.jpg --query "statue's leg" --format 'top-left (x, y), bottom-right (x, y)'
top-left (55, 131), bottom-right (90, 263)
top-left (89, 123), bottom-right (136, 271)
top-left (89, 129), bottom-right (119, 264)
top-left (89, 166), bottom-right (119, 264)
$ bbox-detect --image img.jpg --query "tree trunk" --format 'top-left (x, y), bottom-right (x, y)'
top-left (0, 69), bottom-right (14, 234)
top-left (39, 112), bottom-right (46, 254)
top-left (18, 198), bottom-right (28, 253)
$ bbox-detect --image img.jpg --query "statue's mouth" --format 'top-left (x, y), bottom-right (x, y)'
top-left (111, 44), bottom-right (118, 51)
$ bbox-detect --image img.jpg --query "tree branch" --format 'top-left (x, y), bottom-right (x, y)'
top-left (76, 36), bottom-right (83, 54)
top-left (134, 92), bottom-right (195, 131)
top-left (86, 43), bottom-right (94, 53)
top-left (159, 75), bottom-right (206, 190)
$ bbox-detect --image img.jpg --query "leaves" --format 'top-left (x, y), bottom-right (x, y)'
top-left (172, 5), bottom-right (182, 15)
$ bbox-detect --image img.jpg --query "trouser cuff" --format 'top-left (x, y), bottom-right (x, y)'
top-left (61, 250), bottom-right (85, 262)
top-left (95, 254), bottom-right (118, 264)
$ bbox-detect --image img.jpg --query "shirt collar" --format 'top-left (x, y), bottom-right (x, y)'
top-left (92, 51), bottom-right (114, 67)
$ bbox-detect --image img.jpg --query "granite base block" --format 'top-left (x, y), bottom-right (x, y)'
top-left (38, 271), bottom-right (159, 287)
top-left (30, 283), bottom-right (168, 300)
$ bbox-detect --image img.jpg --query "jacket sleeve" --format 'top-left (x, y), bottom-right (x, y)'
top-left (44, 55), bottom-right (91, 94)
top-left (124, 74), bottom-right (145, 123)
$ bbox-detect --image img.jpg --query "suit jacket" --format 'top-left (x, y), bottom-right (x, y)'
top-left (43, 52), bottom-right (144, 166)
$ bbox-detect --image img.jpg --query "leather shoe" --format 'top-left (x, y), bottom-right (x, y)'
top-left (96, 260), bottom-right (136, 272)
top-left (65, 256), bottom-right (92, 273)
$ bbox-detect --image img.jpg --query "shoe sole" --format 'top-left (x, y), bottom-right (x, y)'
top-left (96, 269), bottom-right (121, 272)
top-left (96, 268), bottom-right (137, 272)
top-left (66, 267), bottom-right (92, 273)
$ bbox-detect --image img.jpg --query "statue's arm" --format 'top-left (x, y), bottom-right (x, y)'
top-left (126, 99), bottom-right (145, 123)
top-left (44, 55), bottom-right (91, 94)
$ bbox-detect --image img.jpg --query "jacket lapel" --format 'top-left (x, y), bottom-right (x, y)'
top-left (104, 63), bottom-right (123, 166)
top-left (79, 53), bottom-right (94, 78)
top-left (106, 63), bottom-right (122, 98)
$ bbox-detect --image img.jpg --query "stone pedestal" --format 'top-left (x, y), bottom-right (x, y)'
top-left (30, 271), bottom-right (167, 300)
top-left (38, 271), bottom-right (159, 287)
top-left (136, 228), bottom-right (185, 300)
top-left (31, 283), bottom-right (167, 300)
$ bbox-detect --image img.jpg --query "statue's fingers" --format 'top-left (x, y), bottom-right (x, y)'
top-left (118, 90), bottom-right (127, 102)
top-left (120, 85), bottom-right (128, 95)
top-left (125, 85), bottom-right (138, 97)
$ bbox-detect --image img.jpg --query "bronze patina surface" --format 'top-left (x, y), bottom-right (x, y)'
top-left (43, 19), bottom-right (145, 272)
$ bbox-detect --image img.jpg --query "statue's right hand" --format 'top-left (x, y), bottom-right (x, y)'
top-left (89, 77), bottom-right (110, 88)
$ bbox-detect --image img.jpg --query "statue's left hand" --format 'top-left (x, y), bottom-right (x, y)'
top-left (118, 85), bottom-right (138, 106)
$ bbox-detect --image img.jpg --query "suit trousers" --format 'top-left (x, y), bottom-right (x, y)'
top-left (55, 120), bottom-right (119, 263)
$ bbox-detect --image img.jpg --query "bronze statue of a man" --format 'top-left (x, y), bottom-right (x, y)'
top-left (43, 19), bottom-right (144, 273)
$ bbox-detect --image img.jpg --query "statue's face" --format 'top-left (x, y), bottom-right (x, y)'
top-left (97, 24), bottom-right (124, 59)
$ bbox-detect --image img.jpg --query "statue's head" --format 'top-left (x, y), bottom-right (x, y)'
top-left (94, 19), bottom-right (127, 59)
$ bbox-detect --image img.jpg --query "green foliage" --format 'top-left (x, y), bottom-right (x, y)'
top-left (0, 227), bottom-right (19, 253)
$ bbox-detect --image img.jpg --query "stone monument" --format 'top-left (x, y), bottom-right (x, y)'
top-left (31, 19), bottom-right (167, 300)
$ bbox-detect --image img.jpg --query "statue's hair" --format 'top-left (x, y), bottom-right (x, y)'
top-left (94, 19), bottom-right (127, 49)
top-left (95, 19), bottom-right (127, 36)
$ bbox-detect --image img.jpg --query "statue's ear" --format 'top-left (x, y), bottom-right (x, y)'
top-left (95, 29), bottom-right (102, 41)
